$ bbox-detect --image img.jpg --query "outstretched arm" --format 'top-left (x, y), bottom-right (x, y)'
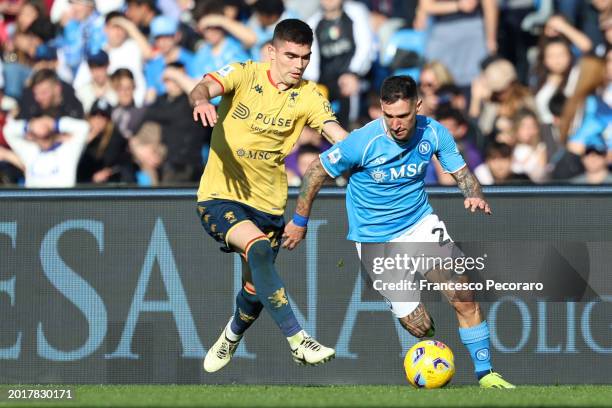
top-left (451, 165), bottom-right (492, 214)
top-left (282, 158), bottom-right (331, 249)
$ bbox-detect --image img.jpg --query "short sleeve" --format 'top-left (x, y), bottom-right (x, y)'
top-left (434, 122), bottom-right (466, 173)
top-left (306, 87), bottom-right (338, 133)
top-left (319, 132), bottom-right (363, 178)
top-left (206, 61), bottom-right (250, 94)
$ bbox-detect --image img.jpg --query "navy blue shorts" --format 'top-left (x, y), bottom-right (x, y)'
top-left (197, 199), bottom-right (285, 258)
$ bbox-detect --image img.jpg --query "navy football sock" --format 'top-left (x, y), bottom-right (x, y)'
top-left (246, 239), bottom-right (301, 337)
top-left (230, 287), bottom-right (263, 336)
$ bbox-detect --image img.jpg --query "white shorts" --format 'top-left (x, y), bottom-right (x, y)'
top-left (356, 214), bottom-right (454, 318)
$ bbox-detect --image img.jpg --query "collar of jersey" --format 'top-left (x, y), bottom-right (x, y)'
top-left (266, 70), bottom-right (300, 92)
top-left (41, 141), bottom-right (62, 153)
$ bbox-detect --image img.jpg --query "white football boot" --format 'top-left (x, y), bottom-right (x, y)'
top-left (290, 331), bottom-right (335, 366)
top-left (203, 324), bottom-right (241, 373)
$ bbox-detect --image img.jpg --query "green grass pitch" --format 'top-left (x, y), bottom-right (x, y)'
top-left (0, 385), bottom-right (611, 407)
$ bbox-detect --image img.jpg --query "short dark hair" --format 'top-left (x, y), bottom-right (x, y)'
top-left (30, 68), bottom-right (59, 87)
top-left (380, 75), bottom-right (418, 104)
top-left (192, 0), bottom-right (226, 21)
top-left (110, 68), bottom-right (135, 82)
top-left (485, 141), bottom-right (513, 160)
top-left (26, 18), bottom-right (56, 42)
top-left (435, 105), bottom-right (467, 126)
top-left (548, 92), bottom-right (566, 117)
top-left (272, 19), bottom-right (313, 46)
top-left (253, 0), bottom-right (285, 17)
top-left (126, 0), bottom-right (157, 10)
top-left (105, 11), bottom-right (125, 24)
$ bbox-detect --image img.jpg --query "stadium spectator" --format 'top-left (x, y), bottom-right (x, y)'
top-left (598, 9), bottom-right (612, 57)
top-left (142, 62), bottom-right (205, 183)
top-left (562, 52), bottom-right (609, 156)
top-left (420, 0), bottom-right (498, 90)
top-left (436, 106), bottom-right (483, 170)
top-left (58, 0), bottom-right (106, 77)
top-left (0, 144), bottom-right (23, 185)
top-left (286, 0), bottom-right (320, 21)
top-left (124, 0), bottom-right (158, 37)
top-left (556, 0), bottom-right (608, 52)
top-left (128, 121), bottom-right (166, 186)
top-left (305, 0), bottom-right (375, 127)
top-left (191, 0), bottom-right (257, 53)
top-left (75, 51), bottom-right (118, 113)
top-left (474, 141), bottom-right (530, 184)
top-left (510, 109), bottom-right (549, 183)
top-left (73, 11), bottom-right (147, 107)
top-left (496, 0), bottom-right (538, 84)
top-left (17, 68), bottom-right (84, 120)
top-left (110, 68), bottom-right (146, 139)
top-left (3, 115), bottom-right (89, 187)
top-left (2, 7), bottom-right (57, 99)
top-left (540, 91), bottom-right (565, 161)
top-left (357, 0), bottom-right (418, 60)
top-left (190, 1), bottom-right (251, 83)
top-left (418, 60), bottom-right (455, 117)
top-left (247, 0), bottom-right (298, 59)
top-left (558, 54), bottom-right (606, 146)
top-left (77, 98), bottom-right (130, 183)
top-left (533, 37), bottom-right (575, 124)
top-left (569, 145), bottom-right (612, 184)
top-left (430, 106), bottom-right (482, 186)
top-left (138, 15), bottom-right (196, 102)
top-left (469, 58), bottom-right (536, 137)
top-left (540, 14), bottom-right (593, 55)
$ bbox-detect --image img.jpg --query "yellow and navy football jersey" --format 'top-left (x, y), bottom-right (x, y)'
top-left (197, 60), bottom-right (338, 215)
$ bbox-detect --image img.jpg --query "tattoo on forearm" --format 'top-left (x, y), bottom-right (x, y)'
top-left (453, 167), bottom-right (484, 199)
top-left (295, 160), bottom-right (329, 217)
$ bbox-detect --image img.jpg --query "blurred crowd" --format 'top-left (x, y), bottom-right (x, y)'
top-left (0, 0), bottom-right (610, 188)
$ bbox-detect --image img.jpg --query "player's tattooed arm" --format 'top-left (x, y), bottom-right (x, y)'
top-left (296, 159), bottom-right (330, 217)
top-left (282, 159), bottom-right (330, 249)
top-left (451, 166), bottom-right (492, 214)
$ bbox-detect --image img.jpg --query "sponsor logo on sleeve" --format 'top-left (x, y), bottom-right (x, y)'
top-left (327, 148), bottom-right (342, 164)
top-left (217, 64), bottom-right (235, 77)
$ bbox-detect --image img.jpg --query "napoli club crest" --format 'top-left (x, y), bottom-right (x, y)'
top-left (418, 141), bottom-right (431, 156)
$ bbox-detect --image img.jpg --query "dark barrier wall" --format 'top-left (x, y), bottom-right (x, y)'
top-left (1, 187), bottom-right (611, 385)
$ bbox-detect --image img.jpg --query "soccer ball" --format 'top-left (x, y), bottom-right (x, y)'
top-left (404, 340), bottom-right (455, 389)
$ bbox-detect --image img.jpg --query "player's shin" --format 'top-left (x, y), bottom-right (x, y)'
top-left (458, 320), bottom-right (493, 379)
top-left (229, 285), bottom-right (264, 338)
top-left (246, 239), bottom-right (302, 337)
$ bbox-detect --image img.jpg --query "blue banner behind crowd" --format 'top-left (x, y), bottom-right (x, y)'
top-left (1, 187), bottom-right (611, 384)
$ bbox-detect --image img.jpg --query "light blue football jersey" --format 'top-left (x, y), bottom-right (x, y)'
top-left (319, 115), bottom-right (466, 242)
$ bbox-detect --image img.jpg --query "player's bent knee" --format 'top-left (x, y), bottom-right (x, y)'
top-left (245, 238), bottom-right (273, 264)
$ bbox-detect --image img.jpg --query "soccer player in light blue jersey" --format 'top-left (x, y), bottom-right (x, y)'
top-left (283, 75), bottom-right (515, 388)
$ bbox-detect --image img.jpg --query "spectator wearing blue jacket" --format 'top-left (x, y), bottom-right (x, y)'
top-left (60, 0), bottom-right (106, 77)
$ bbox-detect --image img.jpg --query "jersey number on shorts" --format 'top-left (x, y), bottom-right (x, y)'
top-left (432, 228), bottom-right (450, 246)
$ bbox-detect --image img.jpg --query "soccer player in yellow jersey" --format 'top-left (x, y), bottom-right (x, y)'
top-left (190, 19), bottom-right (348, 373)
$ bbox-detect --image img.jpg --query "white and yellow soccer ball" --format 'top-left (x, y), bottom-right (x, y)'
top-left (404, 340), bottom-right (455, 389)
